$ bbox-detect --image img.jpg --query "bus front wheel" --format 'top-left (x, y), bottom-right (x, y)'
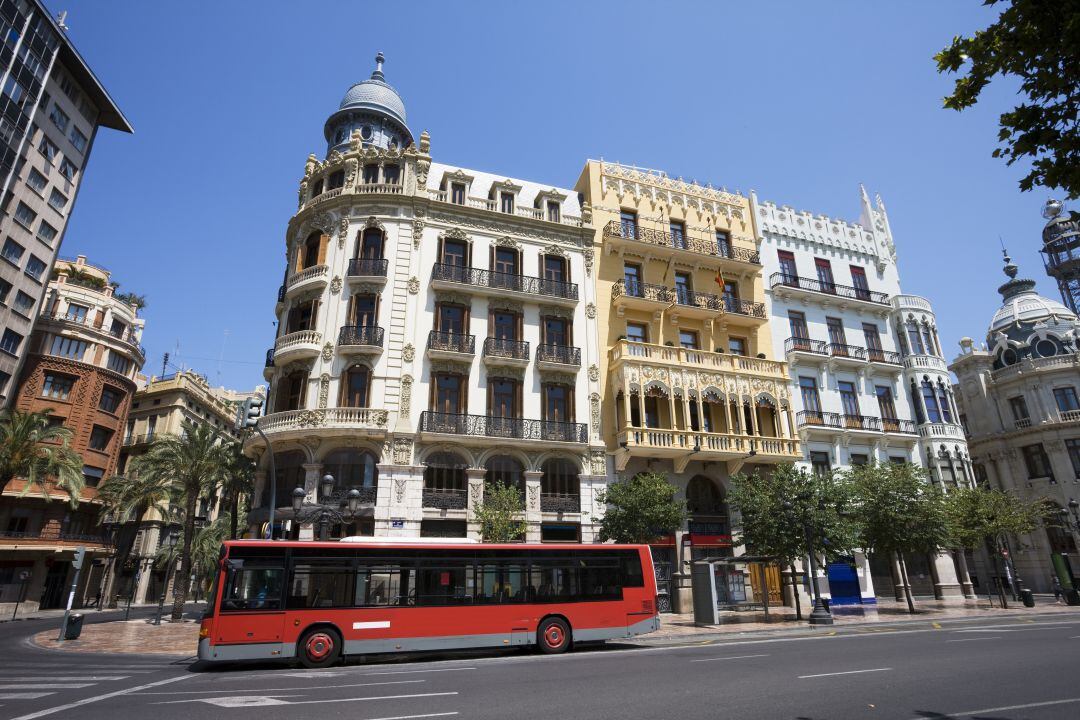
top-left (297, 627), bottom-right (342, 669)
top-left (537, 617), bottom-right (571, 654)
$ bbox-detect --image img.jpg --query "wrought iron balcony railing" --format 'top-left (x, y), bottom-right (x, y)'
top-left (483, 337), bottom-right (529, 360)
top-left (796, 410), bottom-right (843, 428)
top-left (338, 325), bottom-right (385, 347)
top-left (785, 337), bottom-right (828, 355)
top-left (536, 344), bottom-right (581, 366)
top-left (674, 288), bottom-right (723, 311)
top-left (842, 414), bottom-right (882, 431)
top-left (540, 493), bottom-right (581, 513)
top-left (603, 221), bottom-right (760, 264)
top-left (769, 273), bottom-right (889, 305)
top-left (612, 279), bottom-right (673, 303)
top-left (431, 263), bottom-right (578, 300)
top-left (428, 330), bottom-right (475, 354)
top-left (882, 417), bottom-right (917, 434)
top-left (722, 295), bottom-right (767, 318)
top-left (867, 348), bottom-right (903, 365)
top-left (419, 411), bottom-right (587, 443)
top-left (347, 257), bottom-right (389, 278)
top-left (828, 343), bottom-right (868, 360)
top-left (422, 488), bottom-right (468, 509)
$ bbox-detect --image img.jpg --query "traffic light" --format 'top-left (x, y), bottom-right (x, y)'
top-left (236, 394), bottom-right (264, 431)
top-left (72, 546), bottom-right (86, 570)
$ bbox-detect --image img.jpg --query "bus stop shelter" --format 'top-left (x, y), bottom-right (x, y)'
top-left (690, 555), bottom-right (781, 626)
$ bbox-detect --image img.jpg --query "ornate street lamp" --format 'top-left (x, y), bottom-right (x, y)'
top-left (292, 475), bottom-right (365, 541)
top-left (783, 498), bottom-right (833, 626)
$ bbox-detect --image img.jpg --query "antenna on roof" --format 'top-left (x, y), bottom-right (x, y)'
top-left (55, 11), bottom-right (68, 31)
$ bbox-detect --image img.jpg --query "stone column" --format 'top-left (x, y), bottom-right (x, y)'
top-left (931, 552), bottom-right (963, 599)
top-left (524, 470), bottom-right (543, 543)
top-left (466, 468), bottom-right (486, 540)
top-left (891, 553), bottom-right (907, 602)
top-left (298, 462), bottom-right (322, 540)
top-left (955, 550), bottom-right (975, 598)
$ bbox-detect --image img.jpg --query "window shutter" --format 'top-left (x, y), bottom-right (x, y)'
top-left (317, 234), bottom-right (329, 265)
top-left (92, 309), bottom-right (104, 328)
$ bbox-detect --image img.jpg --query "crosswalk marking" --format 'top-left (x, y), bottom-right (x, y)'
top-left (0, 684), bottom-right (95, 690)
top-left (0, 693), bottom-right (55, 700)
top-left (2, 677), bottom-right (130, 682)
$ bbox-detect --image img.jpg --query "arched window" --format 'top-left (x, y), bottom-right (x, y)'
top-left (340, 365), bottom-right (370, 407)
top-left (270, 450), bottom-right (305, 510)
top-left (357, 227), bottom-right (384, 260)
top-left (907, 321), bottom-right (925, 355)
top-left (275, 371), bottom-right (307, 412)
top-left (921, 378), bottom-right (942, 423)
top-left (935, 380), bottom-right (954, 423)
top-left (485, 455), bottom-right (524, 494)
top-left (300, 232), bottom-right (321, 271)
top-left (327, 169), bottom-right (345, 190)
top-left (541, 458), bottom-right (579, 497)
top-left (424, 451), bottom-right (467, 491)
top-left (686, 476), bottom-right (726, 516)
top-left (323, 449), bottom-right (378, 490)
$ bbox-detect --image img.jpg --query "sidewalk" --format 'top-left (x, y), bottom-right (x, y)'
top-left (0, 603), bottom-right (158, 624)
top-left (28, 618), bottom-right (200, 656)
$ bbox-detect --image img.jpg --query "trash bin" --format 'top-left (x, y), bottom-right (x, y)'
top-left (64, 613), bottom-right (84, 640)
top-left (1020, 589), bottom-right (1035, 608)
top-left (1066, 589), bottom-right (1080, 606)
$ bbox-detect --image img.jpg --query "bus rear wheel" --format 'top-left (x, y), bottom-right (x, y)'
top-left (298, 627), bottom-right (341, 669)
top-left (537, 617), bottom-right (571, 654)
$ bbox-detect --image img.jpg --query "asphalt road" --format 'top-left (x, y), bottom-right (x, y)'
top-left (2, 610), bottom-right (1080, 720)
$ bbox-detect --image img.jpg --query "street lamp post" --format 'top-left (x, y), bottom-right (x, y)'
top-left (153, 531), bottom-right (179, 626)
top-left (783, 499), bottom-right (833, 626)
top-left (292, 474), bottom-right (362, 541)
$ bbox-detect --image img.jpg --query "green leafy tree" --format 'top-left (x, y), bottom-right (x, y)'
top-left (848, 463), bottom-right (949, 613)
top-left (729, 464), bottom-right (859, 618)
top-left (155, 514), bottom-right (230, 601)
top-left (474, 481), bottom-right (527, 542)
top-left (220, 441), bottom-right (255, 539)
top-left (594, 472), bottom-right (685, 544)
top-left (0, 408), bottom-right (85, 507)
top-left (936, 1), bottom-right (1080, 197)
top-left (134, 420), bottom-right (229, 620)
top-left (97, 472), bottom-right (173, 607)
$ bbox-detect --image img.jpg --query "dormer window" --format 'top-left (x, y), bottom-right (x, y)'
top-left (328, 170), bottom-right (345, 190)
top-left (383, 165), bottom-right (400, 185)
top-left (362, 164), bottom-right (379, 184)
top-left (546, 201), bottom-right (560, 223)
top-left (500, 192), bottom-right (514, 214)
top-left (451, 182), bottom-right (466, 205)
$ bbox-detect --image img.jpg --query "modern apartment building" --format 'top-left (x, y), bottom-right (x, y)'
top-left (248, 55), bottom-right (605, 543)
top-left (952, 201), bottom-right (1080, 594)
top-left (755, 188), bottom-right (972, 602)
top-left (0, 254), bottom-right (143, 615)
top-left (576, 161), bottom-right (801, 612)
top-left (0, 0), bottom-right (131, 403)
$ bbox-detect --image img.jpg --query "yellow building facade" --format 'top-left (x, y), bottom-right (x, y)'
top-left (575, 161), bottom-right (799, 611)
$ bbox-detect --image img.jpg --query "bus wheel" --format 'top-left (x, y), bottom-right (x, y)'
top-left (298, 627), bottom-right (341, 669)
top-left (537, 617), bottom-right (571, 654)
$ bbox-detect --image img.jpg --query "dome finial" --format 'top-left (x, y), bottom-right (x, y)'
top-left (1002, 247), bottom-right (1018, 279)
top-left (371, 52), bottom-right (385, 81)
top-left (1043, 198), bottom-right (1064, 220)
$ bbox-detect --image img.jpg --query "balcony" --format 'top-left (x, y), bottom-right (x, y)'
top-left (301, 186), bottom-right (343, 210)
top-left (338, 325), bottom-right (384, 355)
top-left (418, 411), bottom-right (587, 445)
top-left (536, 344), bottom-right (581, 371)
top-left (828, 343), bottom-right (868, 367)
top-left (769, 273), bottom-right (890, 308)
top-left (917, 422), bottom-right (965, 440)
top-left (602, 220), bottom-right (761, 268)
top-left (426, 188), bottom-right (584, 228)
top-left (785, 337), bottom-right (828, 360)
top-left (482, 337), bottom-right (530, 368)
top-left (284, 264), bottom-right (329, 298)
top-left (616, 427), bottom-right (799, 472)
top-left (274, 329), bottom-right (321, 364)
top-left (541, 493), bottom-right (581, 513)
top-left (427, 330), bottom-right (475, 361)
top-left (264, 348), bottom-right (275, 379)
top-left (881, 417), bottom-right (917, 435)
top-left (670, 288), bottom-right (724, 319)
top-left (722, 295), bottom-right (768, 323)
top-left (356, 182), bottom-right (404, 195)
top-left (796, 410), bottom-right (843, 431)
top-left (796, 411), bottom-right (917, 438)
top-left (347, 257), bottom-right (389, 285)
top-left (609, 339), bottom-right (790, 379)
top-left (431, 263), bottom-right (578, 305)
top-left (246, 407), bottom-right (389, 448)
top-left (867, 348), bottom-right (903, 366)
top-left (902, 353), bottom-right (949, 373)
top-left (0, 529), bottom-right (111, 548)
top-left (611, 279), bottom-right (672, 314)
top-left (422, 488), bottom-right (468, 510)
top-left (842, 414), bottom-right (882, 433)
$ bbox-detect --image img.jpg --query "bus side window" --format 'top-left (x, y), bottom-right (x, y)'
top-left (355, 564), bottom-right (415, 606)
top-left (221, 566), bottom-right (284, 611)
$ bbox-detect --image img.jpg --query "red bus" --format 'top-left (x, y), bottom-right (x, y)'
top-left (198, 538), bottom-right (660, 667)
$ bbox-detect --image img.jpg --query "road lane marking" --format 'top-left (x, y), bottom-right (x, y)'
top-left (233, 666), bottom-right (477, 680)
top-left (0, 684), bottom-right (95, 689)
top-left (905, 696), bottom-right (1080, 719)
top-left (2, 677), bottom-right (130, 682)
top-left (134, 680), bottom-right (426, 695)
top-left (798, 668), bottom-right (892, 679)
top-left (690, 654), bottom-right (770, 663)
top-left (159, 691), bottom-right (460, 707)
top-left (0, 693), bottom-right (54, 700)
top-left (7, 674), bottom-right (195, 720)
top-left (945, 637), bottom-right (1000, 643)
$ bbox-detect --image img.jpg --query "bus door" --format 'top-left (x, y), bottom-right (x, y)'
top-left (213, 559), bottom-right (286, 645)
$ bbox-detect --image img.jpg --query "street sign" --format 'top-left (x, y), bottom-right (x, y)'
top-left (391, 520), bottom-right (404, 529)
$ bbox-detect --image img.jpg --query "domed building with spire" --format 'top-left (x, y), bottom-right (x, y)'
top-left (951, 202), bottom-right (1080, 594)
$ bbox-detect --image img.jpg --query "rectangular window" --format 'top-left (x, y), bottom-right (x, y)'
top-left (492, 311), bottom-right (518, 341)
top-left (546, 200), bottom-right (560, 223)
top-left (788, 310), bottom-right (809, 339)
top-left (826, 317), bottom-right (847, 347)
top-left (799, 376), bottom-right (821, 414)
top-left (48, 188), bottom-right (67, 211)
top-left (436, 303), bottom-right (465, 334)
top-left (48, 103), bottom-right (69, 132)
top-left (876, 385), bottom-right (897, 419)
top-left (778, 250), bottom-right (797, 281)
top-left (38, 136), bottom-right (57, 163)
top-left (0, 277), bottom-right (10, 303)
top-left (499, 192), bottom-right (514, 214)
top-left (50, 335), bottom-right (86, 359)
top-left (623, 263), bottom-right (642, 296)
top-left (88, 425), bottom-right (113, 451)
top-left (544, 384), bottom-right (571, 422)
top-left (620, 210), bottom-right (637, 237)
top-left (41, 372), bottom-right (75, 400)
top-left (1066, 439), bottom-right (1080, 478)
top-left (26, 167), bottom-right (46, 193)
top-left (625, 322), bottom-right (647, 344)
top-left (25, 255), bottom-right (45, 281)
top-left (674, 271), bottom-right (692, 304)
top-left (670, 220), bottom-right (685, 249)
top-left (65, 303), bottom-right (88, 322)
top-left (0, 328), bottom-right (23, 355)
top-left (69, 127), bottom-right (88, 153)
top-left (716, 230), bottom-right (731, 257)
top-left (287, 563), bottom-right (355, 609)
top-left (434, 374), bottom-right (463, 414)
top-left (850, 453), bottom-right (869, 466)
top-left (107, 351), bottom-right (131, 374)
top-left (362, 164), bottom-right (379, 184)
top-left (12, 290), bottom-right (32, 314)
top-left (382, 165), bottom-right (399, 184)
top-left (2, 237), bottom-right (23, 264)
top-left (450, 182), bottom-right (465, 205)
top-left (542, 316), bottom-right (568, 346)
top-left (850, 265), bottom-right (870, 299)
top-left (1021, 443), bottom-right (1053, 480)
top-left (907, 322), bottom-right (926, 355)
top-left (1008, 396), bottom-right (1030, 422)
top-left (0, 369), bottom-right (9, 396)
top-left (220, 565), bottom-right (285, 611)
top-left (440, 239), bottom-right (467, 266)
top-left (543, 255), bottom-right (566, 283)
top-left (728, 337), bottom-right (747, 356)
top-left (863, 322), bottom-right (883, 353)
top-left (838, 380), bottom-right (860, 417)
top-left (99, 385), bottom-right (122, 413)
top-left (13, 200), bottom-right (35, 227)
top-left (815, 258), bottom-right (835, 291)
top-left (493, 247), bottom-right (518, 275)
top-left (59, 158), bottom-right (77, 181)
top-left (810, 451), bottom-right (831, 476)
top-left (679, 330), bottom-right (699, 349)
top-left (1054, 387), bottom-right (1080, 413)
top-left (82, 466), bottom-right (104, 488)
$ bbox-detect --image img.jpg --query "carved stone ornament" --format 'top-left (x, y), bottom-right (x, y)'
top-left (588, 364), bottom-right (599, 382)
top-left (590, 448), bottom-right (606, 475)
top-left (329, 276), bottom-right (343, 294)
top-left (441, 227), bottom-right (469, 243)
top-left (430, 360), bottom-right (471, 375)
top-left (469, 481), bottom-right (483, 507)
top-left (354, 282), bottom-right (382, 295)
top-left (541, 371), bottom-right (578, 385)
top-left (495, 235), bottom-right (522, 250)
top-left (490, 366), bottom-right (525, 381)
top-left (487, 297), bottom-right (523, 314)
top-left (539, 305), bottom-right (572, 321)
top-left (394, 477), bottom-right (407, 504)
top-left (585, 303), bottom-right (597, 319)
top-left (338, 217), bottom-right (349, 249)
top-left (413, 207), bottom-right (426, 248)
top-left (435, 291), bottom-right (471, 306)
top-left (393, 437), bottom-right (413, 465)
top-left (311, 212), bottom-right (334, 234)
top-left (296, 409), bottom-right (326, 428)
top-left (528, 485), bottom-right (539, 510)
top-left (321, 342), bottom-right (334, 362)
top-left (408, 276), bottom-right (420, 294)
top-left (590, 393), bottom-right (601, 434)
top-left (400, 374), bottom-right (413, 417)
top-left (318, 373), bottom-right (330, 409)
top-left (402, 344), bottom-right (415, 363)
top-left (543, 244), bottom-right (567, 257)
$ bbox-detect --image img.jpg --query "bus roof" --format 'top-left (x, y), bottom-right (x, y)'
top-left (222, 539), bottom-right (648, 552)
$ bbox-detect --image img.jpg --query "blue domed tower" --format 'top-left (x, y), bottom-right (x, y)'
top-left (323, 52), bottom-right (413, 156)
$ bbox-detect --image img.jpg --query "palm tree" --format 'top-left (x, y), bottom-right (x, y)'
top-left (220, 441), bottom-right (254, 539)
top-left (96, 472), bottom-right (173, 607)
top-left (154, 514), bottom-right (229, 602)
top-left (0, 408), bottom-right (85, 507)
top-left (134, 420), bottom-right (228, 621)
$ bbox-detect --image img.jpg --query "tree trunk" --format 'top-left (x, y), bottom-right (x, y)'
top-left (789, 561), bottom-right (803, 621)
top-left (897, 551), bottom-right (916, 614)
top-left (106, 521), bottom-right (140, 608)
top-left (987, 537), bottom-right (1008, 609)
top-left (229, 489), bottom-right (239, 540)
top-left (170, 494), bottom-right (197, 621)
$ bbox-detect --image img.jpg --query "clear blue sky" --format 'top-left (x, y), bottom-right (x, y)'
top-left (47, 0), bottom-right (1046, 391)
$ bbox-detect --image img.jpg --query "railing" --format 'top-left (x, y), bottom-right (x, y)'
top-left (609, 340), bottom-right (789, 377)
top-left (419, 411), bottom-right (587, 443)
top-left (431, 263), bottom-right (579, 301)
top-left (41, 313), bottom-right (142, 346)
top-left (619, 428), bottom-right (799, 457)
top-left (917, 422), bottom-right (966, 439)
top-left (537, 344), bottom-right (581, 366)
top-left (265, 348), bottom-right (275, 368)
top-left (540, 493), bottom-right (581, 513)
top-left (603, 221), bottom-right (760, 263)
top-left (674, 288), bottom-right (723, 312)
top-left (122, 433), bottom-right (158, 446)
top-left (785, 337), bottom-right (828, 355)
top-left (428, 330), bottom-right (475, 354)
top-left (1060, 409), bottom-right (1080, 423)
top-left (992, 353), bottom-right (1080, 380)
top-left (828, 343), bottom-right (868, 361)
top-left (277, 285), bottom-right (286, 303)
top-left (867, 348), bottom-right (902, 365)
top-left (902, 354), bottom-right (948, 372)
top-left (881, 417), bottom-right (917, 434)
top-left (275, 329), bottom-right (321, 352)
top-left (611, 279), bottom-right (673, 303)
top-left (891, 294), bottom-right (934, 313)
top-left (843, 414), bottom-right (882, 431)
top-left (257, 407), bottom-right (389, 433)
top-left (426, 188), bottom-right (583, 227)
top-left (797, 410), bottom-right (843, 429)
top-left (347, 257), bottom-right (389, 278)
top-left (422, 488), bottom-right (468, 510)
top-left (769, 273), bottom-right (889, 305)
top-left (321, 486), bottom-right (377, 505)
top-left (338, 325), bottom-right (385, 347)
top-left (303, 187), bottom-right (342, 208)
top-left (0, 529), bottom-right (110, 545)
top-left (483, 337), bottom-right (529, 361)
top-left (356, 182), bottom-right (403, 195)
top-left (1014, 417), bottom-right (1032, 429)
top-left (723, 295), bottom-right (767, 318)
top-left (285, 264), bottom-right (328, 290)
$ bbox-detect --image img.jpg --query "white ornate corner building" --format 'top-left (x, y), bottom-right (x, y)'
top-left (247, 54), bottom-right (605, 542)
top-left (952, 200), bottom-right (1080, 593)
top-left (755, 186), bottom-right (974, 603)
